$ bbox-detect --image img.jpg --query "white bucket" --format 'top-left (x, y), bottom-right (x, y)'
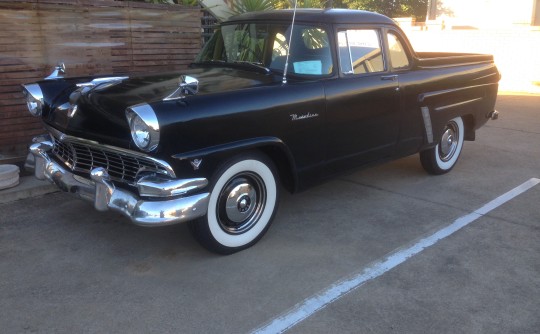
top-left (0, 164), bottom-right (20, 190)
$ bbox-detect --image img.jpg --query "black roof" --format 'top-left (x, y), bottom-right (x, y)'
top-left (227, 9), bottom-right (396, 26)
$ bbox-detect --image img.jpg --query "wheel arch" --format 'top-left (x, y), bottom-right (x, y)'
top-left (172, 136), bottom-right (298, 193)
top-left (256, 145), bottom-right (296, 193)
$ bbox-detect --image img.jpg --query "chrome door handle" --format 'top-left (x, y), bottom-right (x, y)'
top-left (381, 75), bottom-right (398, 81)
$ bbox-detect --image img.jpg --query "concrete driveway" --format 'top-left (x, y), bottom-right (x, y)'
top-left (1, 94), bottom-right (539, 333)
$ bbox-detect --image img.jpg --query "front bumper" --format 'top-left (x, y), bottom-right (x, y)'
top-left (30, 140), bottom-right (210, 226)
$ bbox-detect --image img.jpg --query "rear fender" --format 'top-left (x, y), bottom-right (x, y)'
top-left (418, 83), bottom-right (495, 146)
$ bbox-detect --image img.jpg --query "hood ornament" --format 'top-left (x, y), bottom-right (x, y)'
top-left (163, 75), bottom-right (199, 101)
top-left (62, 76), bottom-right (128, 118)
top-left (75, 76), bottom-right (129, 93)
top-left (44, 62), bottom-right (66, 80)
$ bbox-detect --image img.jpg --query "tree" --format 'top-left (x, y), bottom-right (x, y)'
top-left (338, 0), bottom-right (427, 21)
top-left (127, 0), bottom-right (428, 21)
top-left (125, 0), bottom-right (200, 6)
top-left (230, 0), bottom-right (278, 14)
top-left (287, 0), bottom-right (428, 20)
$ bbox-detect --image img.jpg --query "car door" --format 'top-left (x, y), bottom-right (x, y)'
top-left (324, 27), bottom-right (400, 174)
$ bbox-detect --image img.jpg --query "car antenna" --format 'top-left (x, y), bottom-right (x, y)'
top-left (282, 0), bottom-right (298, 85)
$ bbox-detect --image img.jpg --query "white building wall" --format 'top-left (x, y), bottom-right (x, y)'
top-left (428, 0), bottom-right (536, 27)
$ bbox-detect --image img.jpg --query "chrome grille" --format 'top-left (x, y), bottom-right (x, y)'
top-left (50, 134), bottom-right (173, 185)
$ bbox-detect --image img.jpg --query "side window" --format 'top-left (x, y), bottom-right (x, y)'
top-left (270, 26), bottom-right (333, 76)
top-left (222, 24), bottom-right (267, 63)
top-left (301, 28), bottom-right (329, 50)
top-left (387, 32), bottom-right (410, 69)
top-left (272, 32), bottom-right (288, 59)
top-left (295, 28), bottom-right (332, 75)
top-left (337, 29), bottom-right (384, 75)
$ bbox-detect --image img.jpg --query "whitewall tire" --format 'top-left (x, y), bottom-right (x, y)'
top-left (420, 116), bottom-right (465, 175)
top-left (189, 153), bottom-right (279, 254)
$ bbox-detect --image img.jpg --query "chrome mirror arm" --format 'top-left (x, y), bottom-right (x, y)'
top-left (163, 75), bottom-right (199, 101)
top-left (44, 62), bottom-right (66, 80)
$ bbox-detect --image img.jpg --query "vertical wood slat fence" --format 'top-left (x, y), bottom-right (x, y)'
top-left (0, 0), bottom-right (202, 160)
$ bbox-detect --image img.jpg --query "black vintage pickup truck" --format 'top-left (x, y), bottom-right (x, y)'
top-left (23, 9), bottom-right (499, 254)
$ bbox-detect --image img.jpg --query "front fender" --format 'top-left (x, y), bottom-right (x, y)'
top-left (172, 137), bottom-right (298, 192)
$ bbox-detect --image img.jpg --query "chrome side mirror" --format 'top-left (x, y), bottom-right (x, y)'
top-left (45, 62), bottom-right (66, 80)
top-left (163, 75), bottom-right (199, 101)
top-left (180, 75), bottom-right (199, 95)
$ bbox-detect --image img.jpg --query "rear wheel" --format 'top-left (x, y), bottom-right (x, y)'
top-left (420, 116), bottom-right (464, 175)
top-left (189, 152), bottom-right (279, 254)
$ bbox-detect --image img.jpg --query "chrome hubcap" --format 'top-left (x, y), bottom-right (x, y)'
top-left (439, 121), bottom-right (459, 162)
top-left (217, 173), bottom-right (266, 234)
top-left (224, 183), bottom-right (257, 223)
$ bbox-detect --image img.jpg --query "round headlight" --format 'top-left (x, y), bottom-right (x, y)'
top-left (26, 98), bottom-right (41, 116)
top-left (131, 115), bottom-right (151, 149)
top-left (22, 83), bottom-right (44, 116)
top-left (126, 103), bottom-right (160, 152)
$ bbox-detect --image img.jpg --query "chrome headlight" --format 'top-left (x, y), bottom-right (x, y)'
top-left (21, 83), bottom-right (44, 116)
top-left (126, 103), bottom-right (160, 152)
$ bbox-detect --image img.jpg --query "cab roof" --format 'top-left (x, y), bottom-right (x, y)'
top-left (227, 9), bottom-right (396, 26)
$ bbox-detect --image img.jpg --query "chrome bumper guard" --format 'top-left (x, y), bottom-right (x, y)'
top-left (30, 140), bottom-right (210, 226)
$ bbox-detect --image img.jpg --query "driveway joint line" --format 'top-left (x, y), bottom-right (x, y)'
top-left (337, 177), bottom-right (471, 214)
top-left (250, 178), bottom-right (540, 334)
top-left (485, 125), bottom-right (540, 135)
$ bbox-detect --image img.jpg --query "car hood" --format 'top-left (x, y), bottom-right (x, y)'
top-left (43, 66), bottom-right (281, 147)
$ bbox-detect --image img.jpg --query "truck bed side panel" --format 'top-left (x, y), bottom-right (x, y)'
top-left (396, 62), bottom-right (499, 155)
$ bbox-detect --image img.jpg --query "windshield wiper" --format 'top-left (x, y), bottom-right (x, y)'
top-left (232, 61), bottom-right (272, 75)
top-left (192, 60), bottom-right (272, 75)
top-left (192, 60), bottom-right (226, 66)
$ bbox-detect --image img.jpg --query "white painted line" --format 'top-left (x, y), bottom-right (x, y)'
top-left (252, 178), bottom-right (540, 334)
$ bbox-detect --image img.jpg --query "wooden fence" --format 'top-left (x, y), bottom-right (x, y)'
top-left (0, 0), bottom-right (202, 161)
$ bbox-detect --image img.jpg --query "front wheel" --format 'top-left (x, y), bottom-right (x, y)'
top-left (420, 116), bottom-right (465, 175)
top-left (189, 153), bottom-right (279, 254)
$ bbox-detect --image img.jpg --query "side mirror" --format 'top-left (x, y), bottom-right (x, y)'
top-left (44, 62), bottom-right (66, 80)
top-left (164, 75), bottom-right (199, 101)
top-left (180, 75), bottom-right (199, 95)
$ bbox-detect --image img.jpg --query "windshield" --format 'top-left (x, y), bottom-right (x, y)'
top-left (195, 23), bottom-right (333, 76)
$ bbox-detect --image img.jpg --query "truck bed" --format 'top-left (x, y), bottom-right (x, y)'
top-left (415, 52), bottom-right (494, 68)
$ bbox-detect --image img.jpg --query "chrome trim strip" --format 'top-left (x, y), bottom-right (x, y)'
top-left (30, 141), bottom-right (209, 227)
top-left (472, 72), bottom-right (498, 81)
top-left (421, 106), bottom-right (434, 144)
top-left (417, 60), bottom-right (493, 70)
top-left (434, 97), bottom-right (483, 112)
top-left (418, 83), bottom-right (496, 103)
top-left (346, 31), bottom-right (354, 75)
top-left (45, 125), bottom-right (176, 179)
top-left (47, 125), bottom-right (98, 146)
top-left (76, 77), bottom-right (129, 92)
top-left (137, 175), bottom-right (208, 198)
